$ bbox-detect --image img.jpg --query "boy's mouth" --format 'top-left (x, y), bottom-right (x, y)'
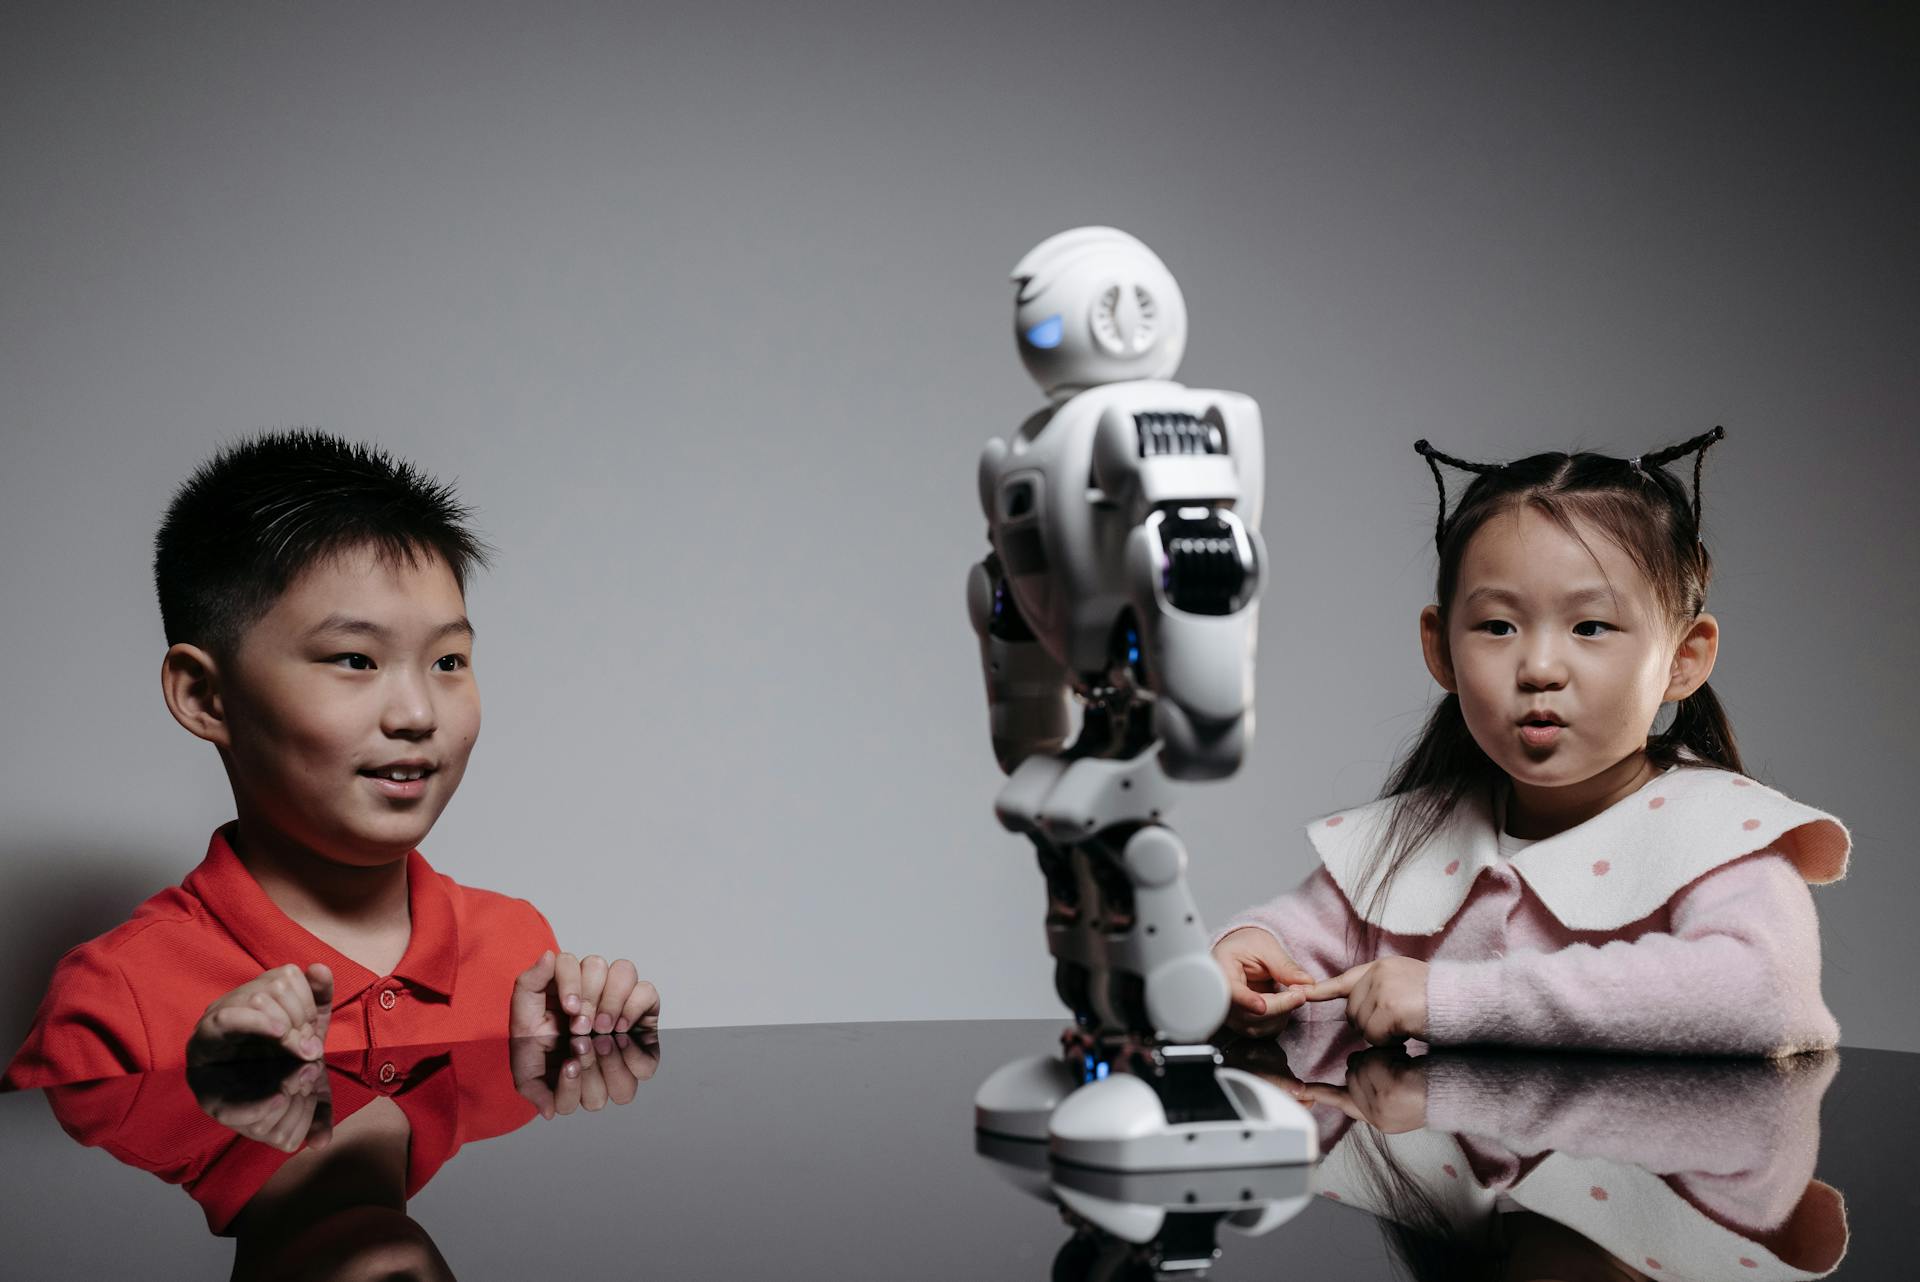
top-left (361, 761), bottom-right (437, 802)
top-left (361, 762), bottom-right (436, 782)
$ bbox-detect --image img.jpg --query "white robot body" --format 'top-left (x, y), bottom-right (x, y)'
top-left (968, 227), bottom-right (1311, 1177)
top-left (978, 380), bottom-right (1266, 781)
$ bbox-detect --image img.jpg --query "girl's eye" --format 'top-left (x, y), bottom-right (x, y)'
top-left (1477, 620), bottom-right (1515, 637)
top-left (434, 654), bottom-right (467, 672)
top-left (1573, 621), bottom-right (1613, 637)
top-left (329, 653), bottom-right (375, 671)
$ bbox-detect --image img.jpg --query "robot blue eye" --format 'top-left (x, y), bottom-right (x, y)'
top-left (1023, 314), bottom-right (1064, 349)
top-left (1095, 1060), bottom-right (1110, 1081)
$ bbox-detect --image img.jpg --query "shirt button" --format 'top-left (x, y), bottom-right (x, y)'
top-left (379, 1062), bottom-right (397, 1084)
top-left (379, 988), bottom-right (397, 1010)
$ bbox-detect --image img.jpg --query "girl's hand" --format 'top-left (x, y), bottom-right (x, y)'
top-left (1299, 957), bottom-right (1429, 1045)
top-left (1212, 927), bottom-right (1315, 1037)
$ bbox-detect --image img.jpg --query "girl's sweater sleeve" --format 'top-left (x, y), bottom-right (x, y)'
top-left (1215, 867), bottom-right (1366, 992)
top-left (1425, 851), bottom-right (1837, 1057)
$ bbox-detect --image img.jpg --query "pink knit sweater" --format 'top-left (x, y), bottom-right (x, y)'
top-left (1218, 765), bottom-right (1850, 1057)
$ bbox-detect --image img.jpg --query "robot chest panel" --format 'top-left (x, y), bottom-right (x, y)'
top-left (993, 383), bottom-right (1251, 672)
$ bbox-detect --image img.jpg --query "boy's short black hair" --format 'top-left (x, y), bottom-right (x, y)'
top-left (155, 430), bottom-right (491, 656)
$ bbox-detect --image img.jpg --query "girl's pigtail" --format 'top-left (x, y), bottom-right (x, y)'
top-left (1413, 439), bottom-right (1503, 553)
top-left (1641, 425), bottom-right (1727, 535)
top-left (1651, 680), bottom-right (1747, 777)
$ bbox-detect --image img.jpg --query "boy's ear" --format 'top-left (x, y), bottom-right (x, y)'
top-left (1419, 605), bottom-right (1457, 693)
top-left (1664, 611), bottom-right (1720, 702)
top-left (161, 644), bottom-right (232, 747)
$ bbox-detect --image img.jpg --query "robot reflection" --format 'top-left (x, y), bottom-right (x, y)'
top-left (967, 227), bottom-right (1316, 1173)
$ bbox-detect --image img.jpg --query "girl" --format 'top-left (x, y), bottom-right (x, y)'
top-left (1212, 428), bottom-right (1850, 1056)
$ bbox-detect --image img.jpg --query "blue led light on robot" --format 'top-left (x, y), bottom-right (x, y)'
top-left (1024, 314), bottom-right (1064, 349)
top-left (1095, 1060), bottom-right (1110, 1081)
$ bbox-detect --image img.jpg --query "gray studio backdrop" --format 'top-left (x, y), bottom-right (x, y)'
top-left (3, 2), bottom-right (1914, 1051)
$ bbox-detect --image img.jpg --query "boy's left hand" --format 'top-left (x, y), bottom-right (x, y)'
top-left (1299, 957), bottom-right (1429, 1046)
top-left (511, 950), bottom-right (661, 1039)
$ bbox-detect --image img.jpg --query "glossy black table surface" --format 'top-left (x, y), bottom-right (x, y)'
top-left (1, 1020), bottom-right (1911, 1279)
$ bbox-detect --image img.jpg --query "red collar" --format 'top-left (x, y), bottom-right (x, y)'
top-left (185, 825), bottom-right (460, 1006)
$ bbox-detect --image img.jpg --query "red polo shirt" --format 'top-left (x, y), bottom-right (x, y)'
top-left (3, 825), bottom-right (559, 1090)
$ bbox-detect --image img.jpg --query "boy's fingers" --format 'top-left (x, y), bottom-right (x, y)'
top-left (616, 978), bottom-right (659, 1034)
top-left (306, 1102), bottom-right (334, 1151)
top-left (554, 1060), bottom-right (582, 1116)
top-left (578, 1053), bottom-right (610, 1112)
top-left (510, 951), bottom-right (558, 1037)
top-left (619, 1034), bottom-right (660, 1083)
top-left (599, 960), bottom-right (637, 1033)
top-left (255, 977), bottom-right (322, 1059)
top-left (576, 955), bottom-right (609, 1034)
top-left (268, 965), bottom-right (317, 1030)
top-left (302, 962), bottom-right (333, 1008)
top-left (210, 1001), bottom-right (297, 1053)
top-left (555, 952), bottom-right (583, 1016)
top-left (306, 964), bottom-right (335, 1041)
top-left (514, 950), bottom-right (557, 995)
top-left (600, 1049), bottom-right (638, 1106)
top-left (244, 1091), bottom-right (295, 1139)
top-left (276, 1097), bottom-right (319, 1153)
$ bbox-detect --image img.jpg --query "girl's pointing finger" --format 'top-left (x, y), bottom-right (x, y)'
top-left (1300, 964), bottom-right (1370, 1002)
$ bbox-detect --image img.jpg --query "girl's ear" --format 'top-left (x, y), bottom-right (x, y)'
top-left (1419, 605), bottom-right (1457, 693)
top-left (161, 643), bottom-right (232, 747)
top-left (1665, 612), bottom-right (1720, 702)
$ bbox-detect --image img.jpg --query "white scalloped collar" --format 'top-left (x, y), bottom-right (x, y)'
top-left (1307, 761), bottom-right (1850, 936)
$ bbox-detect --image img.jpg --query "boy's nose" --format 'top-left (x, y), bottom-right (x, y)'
top-left (380, 677), bottom-right (438, 738)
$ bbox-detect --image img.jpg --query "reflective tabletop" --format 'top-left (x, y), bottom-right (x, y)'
top-left (1, 1020), bottom-right (1909, 1279)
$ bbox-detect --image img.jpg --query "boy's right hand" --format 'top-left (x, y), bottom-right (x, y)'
top-left (187, 964), bottom-right (334, 1068)
top-left (1212, 927), bottom-right (1314, 1038)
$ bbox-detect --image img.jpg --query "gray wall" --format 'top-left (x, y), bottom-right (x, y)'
top-left (3, 2), bottom-right (1914, 1050)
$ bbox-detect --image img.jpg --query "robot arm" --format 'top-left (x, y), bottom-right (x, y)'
top-left (967, 550), bottom-right (1072, 775)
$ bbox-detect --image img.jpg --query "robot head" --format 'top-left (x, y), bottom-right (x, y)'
top-left (1011, 226), bottom-right (1188, 399)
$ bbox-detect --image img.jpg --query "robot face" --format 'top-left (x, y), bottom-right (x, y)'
top-left (1011, 227), bottom-right (1188, 399)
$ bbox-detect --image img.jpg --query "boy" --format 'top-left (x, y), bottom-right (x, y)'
top-left (4, 431), bottom-right (657, 1089)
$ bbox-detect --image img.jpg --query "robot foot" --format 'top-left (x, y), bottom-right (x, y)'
top-left (1048, 1050), bottom-right (1316, 1173)
top-left (974, 1053), bottom-right (1087, 1143)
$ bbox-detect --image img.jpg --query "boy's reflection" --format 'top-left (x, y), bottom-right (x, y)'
top-left (40, 1031), bottom-right (658, 1278)
top-left (1228, 1027), bottom-right (1847, 1281)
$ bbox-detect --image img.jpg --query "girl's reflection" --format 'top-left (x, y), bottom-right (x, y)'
top-left (1231, 1025), bottom-right (1848, 1281)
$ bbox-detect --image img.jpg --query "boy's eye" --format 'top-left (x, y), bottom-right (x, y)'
top-left (1477, 620), bottom-right (1515, 637)
top-left (434, 654), bottom-right (468, 672)
top-left (1573, 620), bottom-right (1613, 637)
top-left (328, 653), bottom-right (376, 671)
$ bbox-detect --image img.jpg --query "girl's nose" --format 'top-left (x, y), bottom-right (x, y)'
top-left (1517, 640), bottom-right (1568, 691)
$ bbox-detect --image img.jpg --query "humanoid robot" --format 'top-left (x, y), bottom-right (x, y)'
top-left (967, 227), bottom-right (1314, 1171)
